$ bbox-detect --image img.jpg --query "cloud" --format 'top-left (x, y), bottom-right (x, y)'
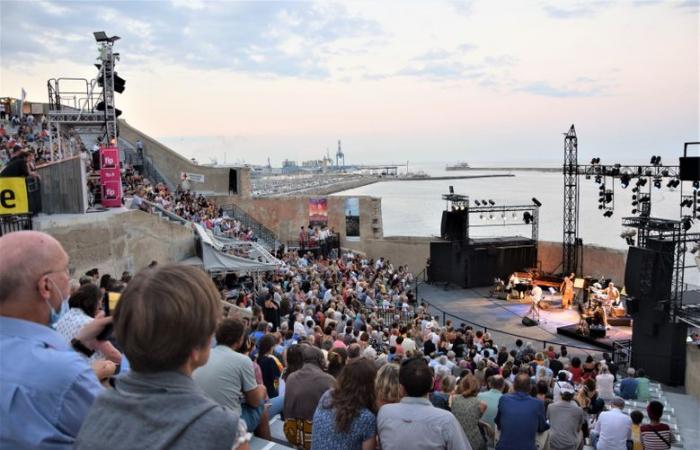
top-left (447, 0), bottom-right (475, 16)
top-left (517, 81), bottom-right (605, 98)
top-left (0, 1), bottom-right (383, 79)
top-left (396, 61), bottom-right (483, 80)
top-left (542, 2), bottom-right (609, 19)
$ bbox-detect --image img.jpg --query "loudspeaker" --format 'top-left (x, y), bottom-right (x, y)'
top-left (631, 314), bottom-right (687, 386)
top-left (624, 247), bottom-right (672, 301)
top-left (440, 210), bottom-right (467, 241)
top-left (228, 169), bottom-right (238, 194)
top-left (679, 156), bottom-right (700, 181)
top-left (626, 297), bottom-right (639, 315)
top-left (522, 316), bottom-right (538, 327)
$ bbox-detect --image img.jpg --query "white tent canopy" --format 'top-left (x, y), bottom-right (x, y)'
top-left (194, 224), bottom-right (281, 274)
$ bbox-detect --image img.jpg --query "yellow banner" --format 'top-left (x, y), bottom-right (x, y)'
top-left (0, 177), bottom-right (29, 215)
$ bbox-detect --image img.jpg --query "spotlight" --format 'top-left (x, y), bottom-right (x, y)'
top-left (532, 197), bottom-right (542, 207)
top-left (667, 179), bottom-right (680, 189)
top-left (682, 217), bottom-right (693, 231)
top-left (482, 200), bottom-right (488, 205)
top-left (650, 156), bottom-right (660, 165)
top-left (595, 175), bottom-right (602, 184)
top-left (632, 208), bottom-right (638, 214)
top-left (636, 178), bottom-right (647, 187)
top-left (591, 157), bottom-right (600, 165)
top-left (632, 187), bottom-right (639, 193)
top-left (479, 214), bottom-right (484, 220)
top-left (488, 200), bottom-right (495, 206)
top-left (512, 212), bottom-right (517, 219)
top-left (653, 178), bottom-right (662, 189)
top-left (474, 200), bottom-right (481, 206)
top-left (625, 237), bottom-right (635, 246)
top-left (661, 169), bottom-right (669, 177)
top-left (523, 212), bottom-right (533, 224)
top-left (603, 210), bottom-right (613, 217)
top-left (449, 186), bottom-right (454, 194)
top-left (488, 214), bottom-right (494, 220)
top-left (620, 174), bottom-right (630, 188)
top-left (694, 181), bottom-right (699, 190)
top-left (681, 198), bottom-right (693, 208)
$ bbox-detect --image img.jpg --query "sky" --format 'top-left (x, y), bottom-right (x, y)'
top-left (1, 0), bottom-right (698, 166)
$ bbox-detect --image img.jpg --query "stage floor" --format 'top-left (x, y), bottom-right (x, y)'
top-left (417, 283), bottom-right (632, 355)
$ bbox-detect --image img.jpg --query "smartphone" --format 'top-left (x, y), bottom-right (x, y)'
top-left (96, 323), bottom-right (114, 341)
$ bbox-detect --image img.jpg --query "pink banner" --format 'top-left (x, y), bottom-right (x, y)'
top-left (99, 147), bottom-right (122, 207)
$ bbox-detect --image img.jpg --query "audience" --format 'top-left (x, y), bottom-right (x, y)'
top-left (592, 397), bottom-right (631, 450)
top-left (451, 374), bottom-right (487, 450)
top-left (377, 358), bottom-right (469, 450)
top-left (494, 373), bottom-right (549, 450)
top-left (640, 400), bottom-right (675, 449)
top-left (311, 358), bottom-right (378, 450)
top-left (547, 383), bottom-right (584, 450)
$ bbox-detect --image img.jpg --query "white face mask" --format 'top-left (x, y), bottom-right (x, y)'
top-left (46, 279), bottom-right (70, 327)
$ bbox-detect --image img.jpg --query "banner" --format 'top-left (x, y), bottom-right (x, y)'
top-left (99, 146), bottom-right (122, 208)
top-left (181, 172), bottom-right (205, 183)
top-left (308, 197), bottom-right (328, 227)
top-left (0, 177), bottom-right (29, 215)
top-left (345, 197), bottom-right (360, 240)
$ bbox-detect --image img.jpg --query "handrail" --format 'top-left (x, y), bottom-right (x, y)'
top-left (418, 297), bottom-right (604, 354)
top-left (223, 203), bottom-right (278, 251)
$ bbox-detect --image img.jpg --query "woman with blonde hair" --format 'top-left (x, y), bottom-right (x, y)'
top-left (451, 374), bottom-right (487, 450)
top-left (375, 363), bottom-right (401, 408)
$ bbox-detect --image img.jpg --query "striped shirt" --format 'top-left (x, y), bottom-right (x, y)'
top-left (640, 423), bottom-right (675, 450)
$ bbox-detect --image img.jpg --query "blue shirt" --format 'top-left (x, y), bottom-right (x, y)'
top-left (311, 390), bottom-right (376, 450)
top-left (0, 316), bottom-right (103, 449)
top-left (495, 392), bottom-right (549, 450)
top-left (619, 377), bottom-right (638, 399)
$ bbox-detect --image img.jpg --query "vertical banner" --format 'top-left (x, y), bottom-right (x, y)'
top-left (100, 146), bottom-right (122, 208)
top-left (308, 197), bottom-right (328, 227)
top-left (344, 197), bottom-right (360, 240)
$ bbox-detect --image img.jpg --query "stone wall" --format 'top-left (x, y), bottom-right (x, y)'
top-left (214, 194), bottom-right (384, 245)
top-left (119, 120), bottom-right (251, 198)
top-left (35, 208), bottom-right (195, 278)
top-left (345, 236), bottom-right (432, 274)
top-left (538, 240), bottom-right (627, 284)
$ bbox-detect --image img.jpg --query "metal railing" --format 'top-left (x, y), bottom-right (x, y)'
top-left (223, 203), bottom-right (278, 251)
top-left (0, 214), bottom-right (33, 236)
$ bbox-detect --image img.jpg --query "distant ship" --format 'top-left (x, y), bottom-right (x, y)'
top-left (445, 162), bottom-right (471, 171)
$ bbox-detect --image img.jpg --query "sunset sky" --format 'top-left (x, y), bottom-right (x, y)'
top-left (1, 0), bottom-right (698, 165)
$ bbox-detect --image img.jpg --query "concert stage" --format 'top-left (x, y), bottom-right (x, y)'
top-left (556, 324), bottom-right (631, 351)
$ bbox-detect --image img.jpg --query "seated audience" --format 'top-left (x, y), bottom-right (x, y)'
top-left (640, 400), bottom-right (675, 449)
top-left (495, 373), bottom-right (549, 450)
top-left (311, 358), bottom-right (378, 450)
top-left (375, 363), bottom-right (402, 409)
top-left (618, 367), bottom-right (639, 400)
top-left (76, 264), bottom-right (246, 450)
top-left (451, 374), bottom-right (487, 450)
top-left (377, 357), bottom-right (469, 450)
top-left (547, 384), bottom-right (584, 450)
top-left (591, 397), bottom-right (631, 450)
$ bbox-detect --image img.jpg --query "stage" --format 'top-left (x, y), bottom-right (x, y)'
top-left (418, 282), bottom-right (632, 354)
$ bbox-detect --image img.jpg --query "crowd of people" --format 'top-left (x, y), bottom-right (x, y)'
top-left (0, 227), bottom-right (680, 450)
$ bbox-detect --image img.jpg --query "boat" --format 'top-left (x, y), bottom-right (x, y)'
top-left (445, 162), bottom-right (471, 171)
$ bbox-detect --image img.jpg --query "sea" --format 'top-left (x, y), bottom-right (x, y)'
top-left (333, 162), bottom-right (699, 286)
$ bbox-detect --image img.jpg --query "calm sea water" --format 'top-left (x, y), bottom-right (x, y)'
top-left (334, 162), bottom-right (699, 285)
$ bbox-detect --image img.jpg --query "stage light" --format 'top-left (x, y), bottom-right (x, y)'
top-left (632, 187), bottom-right (639, 193)
top-left (632, 208), bottom-right (638, 214)
top-left (681, 198), bottom-right (693, 208)
top-left (667, 179), bottom-right (680, 189)
top-left (595, 175), bottom-right (602, 184)
top-left (488, 200), bottom-right (495, 206)
top-left (591, 157), bottom-right (600, 165)
top-left (599, 204), bottom-right (605, 210)
top-left (522, 212), bottom-right (533, 224)
top-left (632, 201), bottom-right (638, 206)
top-left (449, 186), bottom-right (454, 194)
top-left (653, 178), bottom-right (662, 189)
top-left (479, 214), bottom-right (484, 220)
top-left (603, 210), bottom-right (613, 217)
top-left (636, 178), bottom-right (647, 187)
top-left (694, 181), bottom-right (699, 190)
top-left (661, 169), bottom-right (669, 177)
top-left (625, 237), bottom-right (635, 246)
top-left (620, 174), bottom-right (630, 188)
top-left (482, 200), bottom-right (488, 205)
top-left (512, 212), bottom-right (517, 219)
top-left (474, 200), bottom-right (481, 206)
top-left (532, 197), bottom-right (542, 207)
top-left (682, 217), bottom-right (693, 231)
top-left (488, 214), bottom-right (494, 220)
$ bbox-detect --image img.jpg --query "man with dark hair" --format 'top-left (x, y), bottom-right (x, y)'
top-left (640, 400), bottom-right (675, 449)
top-left (495, 373), bottom-right (549, 450)
top-left (284, 345), bottom-right (334, 422)
top-left (193, 318), bottom-right (267, 438)
top-left (377, 358), bottom-right (470, 449)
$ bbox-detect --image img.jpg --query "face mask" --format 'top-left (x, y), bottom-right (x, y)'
top-left (46, 279), bottom-right (70, 327)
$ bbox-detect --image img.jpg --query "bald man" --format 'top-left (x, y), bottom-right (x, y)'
top-left (0, 231), bottom-right (111, 449)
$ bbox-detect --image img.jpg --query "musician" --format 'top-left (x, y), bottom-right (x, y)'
top-left (526, 284), bottom-right (542, 322)
top-left (560, 273), bottom-right (575, 310)
top-left (605, 282), bottom-right (620, 306)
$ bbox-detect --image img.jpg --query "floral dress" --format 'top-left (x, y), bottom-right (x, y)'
top-left (451, 396), bottom-right (486, 450)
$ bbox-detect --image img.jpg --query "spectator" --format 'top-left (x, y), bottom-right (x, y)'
top-left (546, 384), bottom-right (584, 450)
top-left (569, 357), bottom-right (582, 384)
top-left (311, 358), bottom-right (378, 450)
top-left (75, 264), bottom-right (245, 450)
top-left (635, 368), bottom-right (651, 402)
top-left (618, 367), bottom-right (639, 400)
top-left (451, 374), bottom-right (487, 450)
top-left (377, 358), bottom-right (469, 450)
top-left (430, 374), bottom-right (456, 411)
top-left (0, 231), bottom-right (112, 448)
top-left (283, 345), bottom-right (335, 447)
top-left (193, 318), bottom-right (268, 439)
top-left (55, 283), bottom-right (121, 364)
top-left (327, 347), bottom-right (348, 378)
top-left (494, 372), bottom-right (549, 450)
top-left (257, 334), bottom-right (283, 400)
top-left (591, 397), bottom-right (631, 450)
top-left (596, 365), bottom-right (615, 401)
top-left (553, 371), bottom-right (575, 402)
top-left (477, 375), bottom-right (504, 430)
top-left (375, 363), bottom-right (402, 409)
top-left (640, 400), bottom-right (675, 449)
top-left (629, 410), bottom-right (644, 450)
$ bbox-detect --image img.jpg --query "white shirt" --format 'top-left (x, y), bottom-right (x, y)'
top-left (55, 308), bottom-right (105, 361)
top-left (532, 285), bottom-right (543, 302)
top-left (593, 408), bottom-right (632, 450)
top-left (596, 373), bottom-right (615, 400)
top-left (552, 380), bottom-right (575, 402)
